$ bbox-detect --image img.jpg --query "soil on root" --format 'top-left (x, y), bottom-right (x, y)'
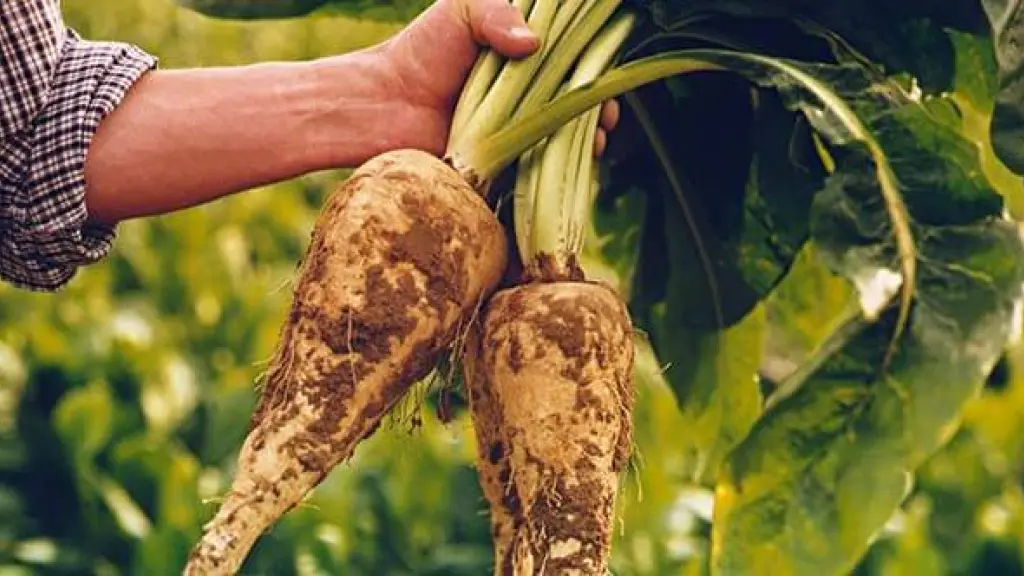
top-left (464, 323), bottom-right (521, 573)
top-left (248, 150), bottom-right (503, 475)
top-left (470, 281), bottom-right (636, 575)
top-left (185, 150), bottom-right (507, 575)
top-left (526, 252), bottom-right (586, 284)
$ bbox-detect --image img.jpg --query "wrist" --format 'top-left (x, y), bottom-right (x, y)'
top-left (303, 46), bottom-right (429, 170)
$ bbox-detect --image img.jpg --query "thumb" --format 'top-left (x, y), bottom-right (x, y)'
top-left (460, 0), bottom-right (540, 59)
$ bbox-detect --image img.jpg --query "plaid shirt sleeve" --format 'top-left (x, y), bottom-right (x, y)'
top-left (0, 0), bottom-right (157, 291)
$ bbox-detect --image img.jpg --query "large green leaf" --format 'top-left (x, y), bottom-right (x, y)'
top-left (981, 0), bottom-right (1024, 175)
top-left (605, 69), bottom-right (827, 335)
top-left (631, 0), bottom-right (1024, 183)
top-left (943, 29), bottom-right (1024, 218)
top-left (714, 223), bottom-right (1023, 575)
top-left (761, 244), bottom-right (858, 390)
top-left (175, 0), bottom-right (431, 21)
top-left (591, 46), bottom-right (929, 481)
top-left (711, 60), bottom-right (1024, 575)
top-left (658, 49), bottom-right (1006, 364)
top-left (175, 0), bottom-right (328, 19)
top-left (594, 68), bottom-right (828, 480)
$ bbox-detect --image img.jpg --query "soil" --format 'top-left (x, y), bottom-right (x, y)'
top-left (463, 323), bottom-right (521, 574)
top-left (192, 150), bottom-right (508, 574)
top-left (529, 252), bottom-right (586, 283)
top-left (526, 474), bottom-right (612, 574)
top-left (277, 152), bottom-right (491, 472)
top-left (470, 281), bottom-right (637, 575)
top-left (195, 145), bottom-right (646, 576)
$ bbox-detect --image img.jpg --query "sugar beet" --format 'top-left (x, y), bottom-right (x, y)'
top-left (466, 281), bottom-right (635, 575)
top-left (184, 149), bottom-right (507, 574)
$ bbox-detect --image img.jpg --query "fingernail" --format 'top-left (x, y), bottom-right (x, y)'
top-left (509, 25), bottom-right (537, 41)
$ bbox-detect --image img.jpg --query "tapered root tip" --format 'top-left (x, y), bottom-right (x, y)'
top-left (182, 148), bottom-right (510, 574)
top-left (183, 479), bottom-right (290, 576)
top-left (469, 281), bottom-right (636, 575)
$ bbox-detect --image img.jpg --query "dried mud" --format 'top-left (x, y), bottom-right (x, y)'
top-left (186, 149), bottom-right (507, 575)
top-left (465, 281), bottom-right (636, 575)
top-left (464, 324), bottom-right (520, 572)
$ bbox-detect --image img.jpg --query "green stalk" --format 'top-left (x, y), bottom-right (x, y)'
top-left (556, 107), bottom-right (596, 258)
top-left (513, 12), bottom-right (634, 278)
top-left (450, 55), bottom-right (504, 139)
top-left (446, 0), bottom-right (562, 155)
top-left (543, 0), bottom-right (591, 59)
top-left (447, 0), bottom-right (619, 158)
top-left (568, 106), bottom-right (601, 254)
top-left (452, 53), bottom-right (725, 183)
top-left (510, 0), bottom-right (623, 123)
top-left (529, 115), bottom-right (578, 273)
top-left (506, 6), bottom-right (626, 268)
top-left (513, 144), bottom-right (545, 264)
top-left (510, 9), bottom-right (611, 267)
top-left (450, 0), bottom-right (536, 140)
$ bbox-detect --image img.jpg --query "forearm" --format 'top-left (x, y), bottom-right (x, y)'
top-left (83, 46), bottom-right (420, 224)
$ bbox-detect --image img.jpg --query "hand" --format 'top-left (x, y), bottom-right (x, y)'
top-left (379, 0), bottom-right (619, 157)
top-left (83, 0), bottom-right (621, 226)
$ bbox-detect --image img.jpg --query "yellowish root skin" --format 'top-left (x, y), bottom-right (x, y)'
top-left (465, 323), bottom-right (518, 571)
top-left (467, 281), bottom-right (635, 575)
top-left (184, 150), bottom-right (507, 575)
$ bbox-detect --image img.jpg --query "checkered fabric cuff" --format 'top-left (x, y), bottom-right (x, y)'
top-left (2, 31), bottom-right (157, 291)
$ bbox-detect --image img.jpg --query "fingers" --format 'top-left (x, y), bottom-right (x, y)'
top-left (594, 129), bottom-right (607, 157)
top-left (593, 99), bottom-right (618, 156)
top-left (454, 0), bottom-right (619, 158)
top-left (599, 99), bottom-right (619, 132)
top-left (462, 0), bottom-right (540, 59)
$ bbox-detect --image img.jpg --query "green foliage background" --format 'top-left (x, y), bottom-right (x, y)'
top-left (2, 1), bottom-right (1024, 575)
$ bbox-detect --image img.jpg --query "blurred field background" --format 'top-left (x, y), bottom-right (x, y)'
top-left (3, 1), bottom-right (1024, 574)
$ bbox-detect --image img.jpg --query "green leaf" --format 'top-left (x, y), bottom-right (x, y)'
top-left (714, 223), bottom-right (1024, 575)
top-left (631, 92), bottom-right (771, 477)
top-left (317, 0), bottom-right (433, 22)
top-left (722, 55), bottom-right (923, 361)
top-left (944, 29), bottom-right (1024, 218)
top-left (711, 73), bottom-right (1024, 575)
top-left (174, 0), bottom-right (327, 19)
top-left (578, 48), bottom-right (926, 358)
top-left (763, 244), bottom-right (858, 371)
top-left (620, 71), bottom-right (824, 333)
top-left (175, 0), bottom-right (432, 22)
top-left (981, 0), bottom-right (1024, 175)
top-left (596, 46), bottom-right (945, 476)
top-left (52, 380), bottom-right (116, 459)
top-left (597, 55), bottom-right (827, 478)
top-left (579, 180), bottom-right (647, 299)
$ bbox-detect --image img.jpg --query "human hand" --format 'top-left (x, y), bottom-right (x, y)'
top-left (379, 0), bottom-right (620, 158)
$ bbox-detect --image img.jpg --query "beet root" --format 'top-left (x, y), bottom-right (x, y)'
top-left (466, 281), bottom-right (635, 575)
top-left (464, 323), bottom-right (518, 572)
top-left (184, 149), bottom-right (507, 575)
